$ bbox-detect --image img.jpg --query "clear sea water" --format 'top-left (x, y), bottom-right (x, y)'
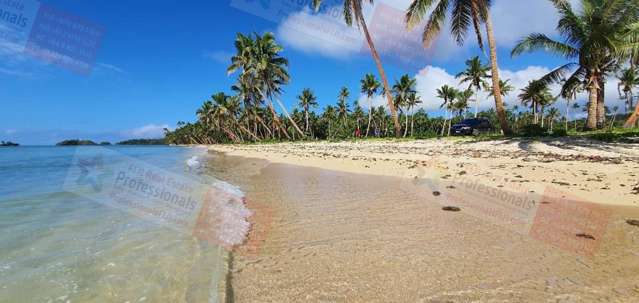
top-left (0, 146), bottom-right (226, 303)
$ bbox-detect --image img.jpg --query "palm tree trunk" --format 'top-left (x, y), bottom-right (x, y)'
top-left (586, 80), bottom-right (599, 130)
top-left (411, 114), bottom-right (415, 137)
top-left (474, 89), bottom-right (479, 118)
top-left (266, 101), bottom-right (291, 140)
top-left (273, 96), bottom-right (305, 138)
top-left (357, 15), bottom-right (401, 138)
top-left (366, 98), bottom-right (372, 137)
top-left (305, 109), bottom-right (310, 134)
top-left (565, 102), bottom-right (569, 132)
top-left (484, 13), bottom-right (512, 135)
top-left (596, 80), bottom-right (606, 129)
top-left (540, 106), bottom-right (545, 128)
top-left (403, 112), bottom-right (409, 137)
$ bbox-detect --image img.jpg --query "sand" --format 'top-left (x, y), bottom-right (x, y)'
top-left (210, 138), bottom-right (639, 207)
top-left (205, 140), bottom-right (639, 302)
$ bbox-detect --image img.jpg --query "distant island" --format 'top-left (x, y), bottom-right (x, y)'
top-left (117, 138), bottom-right (166, 145)
top-left (56, 139), bottom-right (98, 146)
top-left (55, 138), bottom-right (166, 146)
top-left (0, 141), bottom-right (19, 147)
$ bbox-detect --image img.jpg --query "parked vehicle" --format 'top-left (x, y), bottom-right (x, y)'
top-left (451, 118), bottom-right (492, 135)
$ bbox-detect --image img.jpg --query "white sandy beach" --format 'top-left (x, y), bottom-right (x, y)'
top-left (210, 138), bottom-right (639, 207)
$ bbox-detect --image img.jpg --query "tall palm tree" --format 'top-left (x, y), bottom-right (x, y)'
top-left (406, 0), bottom-right (513, 135)
top-left (297, 88), bottom-right (318, 135)
top-left (457, 56), bottom-right (490, 118)
top-left (361, 73), bottom-right (381, 137)
top-left (618, 67), bottom-right (639, 128)
top-left (313, 0), bottom-right (401, 137)
top-left (512, 0), bottom-right (639, 130)
top-left (352, 101), bottom-right (366, 135)
top-left (337, 87), bottom-right (351, 127)
top-left (227, 32), bottom-right (304, 139)
top-left (437, 84), bottom-right (459, 136)
top-left (392, 75), bottom-right (418, 137)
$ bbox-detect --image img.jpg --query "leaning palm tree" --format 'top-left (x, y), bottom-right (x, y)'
top-left (457, 56), bottom-right (490, 118)
top-left (337, 87), bottom-right (351, 127)
top-left (361, 73), bottom-right (381, 137)
top-left (618, 67), bottom-right (639, 128)
top-left (512, 0), bottom-right (639, 130)
top-left (227, 32), bottom-right (304, 139)
top-left (437, 84), bottom-right (459, 136)
top-left (297, 88), bottom-right (318, 136)
top-left (392, 75), bottom-right (418, 137)
top-left (406, 0), bottom-right (512, 135)
top-left (313, 0), bottom-right (401, 137)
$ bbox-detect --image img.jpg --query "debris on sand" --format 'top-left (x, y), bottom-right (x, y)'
top-left (626, 219), bottom-right (639, 227)
top-left (576, 233), bottom-right (596, 240)
top-left (442, 206), bottom-right (461, 212)
top-left (432, 191), bottom-right (441, 196)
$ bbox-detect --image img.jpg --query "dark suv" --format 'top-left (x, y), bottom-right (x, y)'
top-left (451, 118), bottom-right (492, 136)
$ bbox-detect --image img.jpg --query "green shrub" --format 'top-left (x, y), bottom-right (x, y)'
top-left (550, 128), bottom-right (568, 137)
top-left (519, 124), bottom-right (548, 137)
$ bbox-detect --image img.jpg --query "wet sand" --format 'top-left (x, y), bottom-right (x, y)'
top-left (209, 152), bottom-right (639, 302)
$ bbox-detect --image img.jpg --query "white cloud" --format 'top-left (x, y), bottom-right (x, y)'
top-left (358, 64), bottom-right (628, 117)
top-left (276, 0), bottom-right (577, 62)
top-left (125, 124), bottom-right (170, 138)
top-left (96, 62), bottom-right (126, 74)
top-left (277, 6), bottom-right (363, 59)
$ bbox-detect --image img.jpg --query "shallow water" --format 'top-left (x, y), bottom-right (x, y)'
top-left (0, 146), bottom-right (228, 302)
top-left (209, 154), bottom-right (639, 302)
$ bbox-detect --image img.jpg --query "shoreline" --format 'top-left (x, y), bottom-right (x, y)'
top-left (207, 150), bottom-right (639, 302)
top-left (209, 137), bottom-right (639, 207)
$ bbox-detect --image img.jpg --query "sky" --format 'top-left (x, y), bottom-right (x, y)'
top-left (0, 0), bottom-right (625, 145)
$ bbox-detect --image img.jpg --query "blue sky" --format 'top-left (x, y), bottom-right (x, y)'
top-left (0, 0), bottom-right (617, 145)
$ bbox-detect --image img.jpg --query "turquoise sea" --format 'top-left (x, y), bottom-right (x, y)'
top-left (0, 146), bottom-right (227, 303)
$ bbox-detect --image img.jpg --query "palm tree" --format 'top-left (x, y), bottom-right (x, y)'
top-left (519, 80), bottom-right (552, 125)
top-left (337, 87), bottom-right (351, 127)
top-left (512, 0), bottom-right (639, 130)
top-left (227, 32), bottom-right (304, 139)
top-left (437, 84), bottom-right (459, 136)
top-left (361, 73), bottom-right (381, 137)
top-left (297, 88), bottom-right (318, 136)
top-left (406, 93), bottom-right (423, 136)
top-left (456, 56), bottom-right (490, 118)
top-left (454, 89), bottom-right (473, 117)
top-left (313, 0), bottom-right (401, 137)
top-left (546, 107), bottom-right (561, 130)
top-left (392, 75), bottom-right (417, 137)
top-left (489, 79), bottom-right (514, 97)
top-left (618, 67), bottom-right (639, 128)
top-left (610, 105), bottom-right (620, 130)
top-left (572, 102), bottom-right (581, 130)
top-left (405, 0), bottom-right (513, 135)
top-left (322, 105), bottom-right (337, 139)
top-left (352, 101), bottom-right (366, 135)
